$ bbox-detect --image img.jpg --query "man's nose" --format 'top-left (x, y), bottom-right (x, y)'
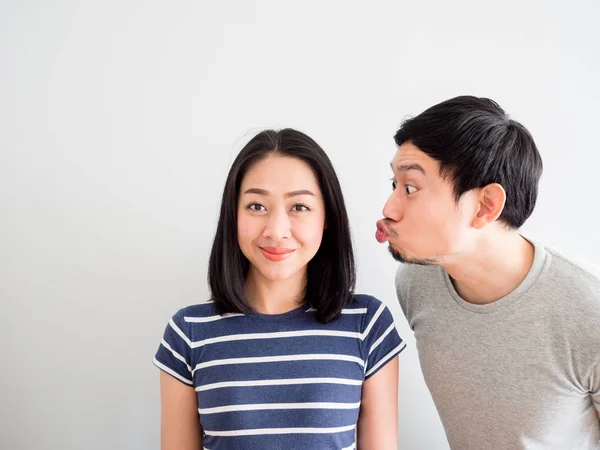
top-left (382, 191), bottom-right (404, 222)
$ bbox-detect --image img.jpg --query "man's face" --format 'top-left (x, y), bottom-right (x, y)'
top-left (376, 141), bottom-right (478, 264)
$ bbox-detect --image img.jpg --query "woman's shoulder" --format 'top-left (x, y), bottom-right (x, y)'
top-left (350, 293), bottom-right (384, 310)
top-left (172, 300), bottom-right (220, 322)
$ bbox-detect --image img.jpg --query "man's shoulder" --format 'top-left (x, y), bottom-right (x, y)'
top-left (545, 245), bottom-right (600, 289)
top-left (539, 245), bottom-right (600, 375)
top-left (538, 244), bottom-right (600, 329)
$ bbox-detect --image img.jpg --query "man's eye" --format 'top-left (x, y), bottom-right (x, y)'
top-left (405, 185), bottom-right (417, 194)
top-left (391, 180), bottom-right (398, 191)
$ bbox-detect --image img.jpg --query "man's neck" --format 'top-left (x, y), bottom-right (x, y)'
top-left (441, 231), bottom-right (535, 305)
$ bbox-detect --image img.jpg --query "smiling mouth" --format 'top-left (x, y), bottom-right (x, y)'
top-left (260, 247), bottom-right (295, 261)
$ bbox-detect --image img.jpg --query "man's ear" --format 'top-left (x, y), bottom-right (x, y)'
top-left (472, 183), bottom-right (506, 229)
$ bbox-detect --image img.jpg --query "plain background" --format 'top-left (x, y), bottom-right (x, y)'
top-left (2, 1), bottom-right (599, 449)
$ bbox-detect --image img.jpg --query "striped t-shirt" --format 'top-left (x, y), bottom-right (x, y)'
top-left (153, 294), bottom-right (405, 450)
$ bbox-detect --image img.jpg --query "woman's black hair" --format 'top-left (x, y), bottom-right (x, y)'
top-left (208, 128), bottom-right (355, 323)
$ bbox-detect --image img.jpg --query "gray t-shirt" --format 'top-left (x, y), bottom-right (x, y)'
top-left (396, 240), bottom-right (600, 449)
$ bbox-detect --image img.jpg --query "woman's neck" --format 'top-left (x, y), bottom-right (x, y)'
top-left (245, 267), bottom-right (307, 314)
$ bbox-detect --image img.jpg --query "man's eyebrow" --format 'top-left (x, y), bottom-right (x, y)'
top-left (242, 188), bottom-right (315, 197)
top-left (390, 162), bottom-right (426, 174)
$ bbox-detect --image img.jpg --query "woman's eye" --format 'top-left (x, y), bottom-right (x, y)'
top-left (248, 203), bottom-right (266, 211)
top-left (291, 204), bottom-right (309, 212)
top-left (405, 185), bottom-right (417, 194)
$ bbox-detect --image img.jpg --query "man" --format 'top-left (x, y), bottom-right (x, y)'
top-left (376, 96), bottom-right (600, 449)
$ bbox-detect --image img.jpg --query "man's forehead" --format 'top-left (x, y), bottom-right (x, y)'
top-left (392, 143), bottom-right (438, 173)
top-left (395, 141), bottom-right (428, 159)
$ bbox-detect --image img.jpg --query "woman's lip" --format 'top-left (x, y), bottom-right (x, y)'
top-left (260, 247), bottom-right (295, 254)
top-left (260, 247), bottom-right (295, 261)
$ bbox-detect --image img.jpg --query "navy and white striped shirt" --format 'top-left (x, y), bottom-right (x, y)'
top-left (153, 294), bottom-right (405, 450)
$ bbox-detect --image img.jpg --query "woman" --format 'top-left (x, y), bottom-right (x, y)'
top-left (153, 128), bottom-right (405, 449)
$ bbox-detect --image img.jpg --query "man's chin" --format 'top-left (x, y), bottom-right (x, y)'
top-left (387, 245), bottom-right (435, 266)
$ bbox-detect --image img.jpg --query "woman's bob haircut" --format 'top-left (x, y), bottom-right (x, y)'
top-left (208, 128), bottom-right (355, 323)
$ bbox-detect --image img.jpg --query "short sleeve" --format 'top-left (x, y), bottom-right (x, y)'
top-left (588, 359), bottom-right (600, 414)
top-left (362, 296), bottom-right (406, 379)
top-left (153, 309), bottom-right (194, 386)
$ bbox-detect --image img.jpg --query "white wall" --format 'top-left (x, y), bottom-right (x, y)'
top-left (2, 1), bottom-right (599, 449)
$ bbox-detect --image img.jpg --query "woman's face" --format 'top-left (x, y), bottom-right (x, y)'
top-left (237, 155), bottom-right (326, 283)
